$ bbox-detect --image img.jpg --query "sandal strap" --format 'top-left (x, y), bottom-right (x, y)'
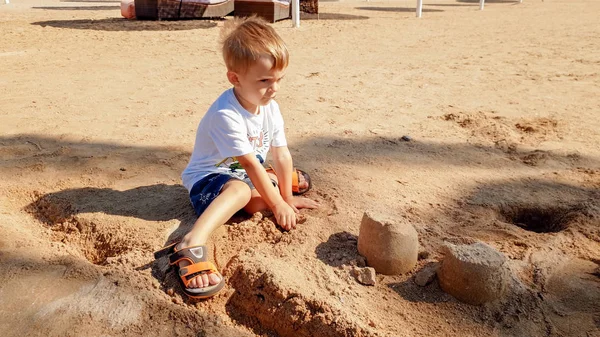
top-left (153, 241), bottom-right (179, 260)
top-left (266, 167), bottom-right (303, 193)
top-left (291, 169), bottom-right (300, 193)
top-left (179, 261), bottom-right (219, 286)
top-left (169, 245), bottom-right (208, 265)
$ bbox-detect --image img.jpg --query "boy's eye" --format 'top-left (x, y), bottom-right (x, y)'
top-left (260, 79), bottom-right (269, 83)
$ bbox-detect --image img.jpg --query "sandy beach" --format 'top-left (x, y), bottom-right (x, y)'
top-left (1, 0), bottom-right (599, 335)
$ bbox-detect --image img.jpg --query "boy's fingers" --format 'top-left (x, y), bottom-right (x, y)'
top-left (284, 214), bottom-right (295, 230)
top-left (277, 215), bottom-right (285, 229)
top-left (297, 198), bottom-right (318, 209)
top-left (280, 215), bottom-right (291, 231)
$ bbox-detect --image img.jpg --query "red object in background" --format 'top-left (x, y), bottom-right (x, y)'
top-left (121, 0), bottom-right (136, 19)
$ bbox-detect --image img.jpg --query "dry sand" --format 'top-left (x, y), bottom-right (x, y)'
top-left (1, 0), bottom-right (599, 336)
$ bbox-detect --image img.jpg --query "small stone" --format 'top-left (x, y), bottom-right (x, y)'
top-left (166, 288), bottom-right (174, 296)
top-left (414, 262), bottom-right (438, 287)
top-left (400, 135), bottom-right (412, 142)
top-left (352, 267), bottom-right (377, 286)
top-left (356, 255), bottom-right (367, 268)
top-left (418, 250), bottom-right (430, 260)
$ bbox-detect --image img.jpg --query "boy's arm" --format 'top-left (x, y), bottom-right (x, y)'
top-left (271, 146), bottom-right (320, 210)
top-left (236, 153), bottom-right (297, 230)
top-left (270, 145), bottom-right (294, 202)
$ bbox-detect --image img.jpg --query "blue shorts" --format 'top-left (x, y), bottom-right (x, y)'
top-left (188, 172), bottom-right (277, 216)
top-left (189, 173), bottom-right (239, 216)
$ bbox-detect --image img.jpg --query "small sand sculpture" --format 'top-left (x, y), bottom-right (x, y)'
top-left (437, 242), bottom-right (509, 305)
top-left (357, 211), bottom-right (419, 275)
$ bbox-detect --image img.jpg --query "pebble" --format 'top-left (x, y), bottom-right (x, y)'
top-left (352, 267), bottom-right (377, 286)
top-left (356, 255), bottom-right (367, 268)
top-left (418, 251), bottom-right (430, 260)
top-left (414, 263), bottom-right (438, 287)
top-left (401, 135), bottom-right (412, 142)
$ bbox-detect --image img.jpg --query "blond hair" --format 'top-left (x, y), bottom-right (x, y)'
top-left (221, 16), bottom-right (289, 74)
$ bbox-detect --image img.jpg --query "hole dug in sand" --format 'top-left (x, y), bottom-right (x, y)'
top-left (27, 193), bottom-right (139, 265)
top-left (498, 204), bottom-right (585, 233)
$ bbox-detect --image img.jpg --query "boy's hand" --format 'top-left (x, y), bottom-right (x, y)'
top-left (284, 196), bottom-right (319, 211)
top-left (272, 201), bottom-right (297, 231)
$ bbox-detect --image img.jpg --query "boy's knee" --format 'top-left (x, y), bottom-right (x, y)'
top-left (222, 179), bottom-right (252, 201)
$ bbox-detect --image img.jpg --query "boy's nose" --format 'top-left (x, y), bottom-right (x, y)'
top-left (271, 81), bottom-right (279, 93)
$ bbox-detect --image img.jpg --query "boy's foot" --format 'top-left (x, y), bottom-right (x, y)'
top-left (176, 243), bottom-right (222, 288)
top-left (177, 247), bottom-right (222, 288)
top-left (265, 167), bottom-right (311, 195)
top-left (167, 243), bottom-right (225, 299)
top-left (297, 170), bottom-right (309, 191)
top-left (293, 168), bottom-right (312, 195)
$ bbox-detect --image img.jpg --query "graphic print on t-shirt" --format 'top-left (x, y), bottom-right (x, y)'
top-left (216, 121), bottom-right (271, 172)
top-left (253, 125), bottom-right (271, 161)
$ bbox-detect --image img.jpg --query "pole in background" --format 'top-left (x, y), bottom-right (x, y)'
top-left (292, 0), bottom-right (300, 27)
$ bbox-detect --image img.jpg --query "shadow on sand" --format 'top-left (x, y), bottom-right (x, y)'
top-left (315, 231), bottom-right (359, 267)
top-left (355, 6), bottom-right (443, 13)
top-left (3, 134), bottom-right (599, 178)
top-left (31, 18), bottom-right (218, 31)
top-left (387, 278), bottom-right (453, 303)
top-left (33, 5), bottom-right (120, 10)
top-left (301, 12), bottom-right (370, 20)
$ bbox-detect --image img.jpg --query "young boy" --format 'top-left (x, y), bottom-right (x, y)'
top-left (165, 17), bottom-right (318, 299)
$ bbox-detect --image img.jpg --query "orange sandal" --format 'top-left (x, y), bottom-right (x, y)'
top-left (265, 167), bottom-right (312, 195)
top-left (164, 244), bottom-right (225, 299)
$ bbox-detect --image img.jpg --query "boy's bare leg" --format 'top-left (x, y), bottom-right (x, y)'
top-left (244, 172), bottom-right (310, 214)
top-left (179, 179), bottom-right (251, 288)
top-left (244, 172), bottom-right (279, 214)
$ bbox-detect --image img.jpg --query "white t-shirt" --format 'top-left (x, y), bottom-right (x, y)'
top-left (181, 88), bottom-right (288, 192)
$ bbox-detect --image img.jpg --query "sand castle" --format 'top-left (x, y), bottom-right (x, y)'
top-left (437, 242), bottom-right (510, 305)
top-left (357, 211), bottom-right (419, 275)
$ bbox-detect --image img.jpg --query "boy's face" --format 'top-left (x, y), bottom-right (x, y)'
top-left (228, 56), bottom-right (286, 114)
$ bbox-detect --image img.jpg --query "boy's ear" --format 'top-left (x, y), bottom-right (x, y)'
top-left (227, 71), bottom-right (240, 86)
